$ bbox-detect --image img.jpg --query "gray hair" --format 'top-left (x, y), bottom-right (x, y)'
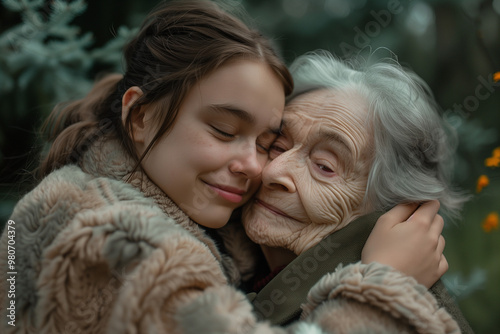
top-left (288, 50), bottom-right (468, 220)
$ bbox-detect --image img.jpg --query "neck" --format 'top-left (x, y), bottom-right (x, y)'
top-left (260, 245), bottom-right (297, 271)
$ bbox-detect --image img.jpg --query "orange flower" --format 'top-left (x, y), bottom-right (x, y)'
top-left (494, 72), bottom-right (500, 83)
top-left (476, 174), bottom-right (490, 193)
top-left (482, 212), bottom-right (499, 233)
top-left (485, 147), bottom-right (500, 167)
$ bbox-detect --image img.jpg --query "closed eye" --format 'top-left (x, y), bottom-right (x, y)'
top-left (257, 131), bottom-right (280, 155)
top-left (211, 126), bottom-right (235, 139)
top-left (269, 143), bottom-right (288, 159)
top-left (270, 144), bottom-right (286, 154)
top-left (257, 143), bottom-right (271, 153)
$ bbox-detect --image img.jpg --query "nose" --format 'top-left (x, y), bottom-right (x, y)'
top-left (261, 150), bottom-right (296, 192)
top-left (228, 144), bottom-right (263, 179)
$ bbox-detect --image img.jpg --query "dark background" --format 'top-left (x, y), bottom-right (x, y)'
top-left (1, 0), bottom-right (499, 332)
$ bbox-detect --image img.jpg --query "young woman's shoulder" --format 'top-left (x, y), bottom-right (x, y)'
top-left (10, 164), bottom-right (156, 225)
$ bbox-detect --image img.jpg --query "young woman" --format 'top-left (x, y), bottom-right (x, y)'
top-left (0, 1), bottom-right (456, 333)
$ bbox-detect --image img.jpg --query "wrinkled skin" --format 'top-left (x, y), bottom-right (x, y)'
top-left (243, 89), bottom-right (374, 255)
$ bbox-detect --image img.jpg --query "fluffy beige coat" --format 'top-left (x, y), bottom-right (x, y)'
top-left (0, 137), bottom-right (460, 333)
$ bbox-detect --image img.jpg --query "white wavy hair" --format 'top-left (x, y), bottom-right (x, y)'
top-left (287, 50), bottom-right (468, 219)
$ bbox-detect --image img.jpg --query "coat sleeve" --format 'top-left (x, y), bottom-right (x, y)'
top-left (293, 262), bottom-right (461, 334)
top-left (430, 280), bottom-right (475, 334)
top-left (171, 262), bottom-right (462, 334)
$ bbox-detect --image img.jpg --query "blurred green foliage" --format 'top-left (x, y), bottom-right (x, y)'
top-left (0, 0), bottom-right (499, 332)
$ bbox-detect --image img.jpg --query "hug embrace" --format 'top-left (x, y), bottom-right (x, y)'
top-left (0, 1), bottom-right (473, 333)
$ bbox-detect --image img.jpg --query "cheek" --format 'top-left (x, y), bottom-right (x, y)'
top-left (190, 143), bottom-right (229, 169)
top-left (179, 121), bottom-right (227, 152)
top-left (242, 205), bottom-right (269, 243)
top-left (242, 204), bottom-right (293, 247)
top-left (176, 132), bottom-right (232, 171)
top-left (302, 185), bottom-right (340, 224)
top-left (302, 180), bottom-right (365, 225)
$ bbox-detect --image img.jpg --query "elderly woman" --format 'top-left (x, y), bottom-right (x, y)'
top-left (238, 51), bottom-right (473, 333)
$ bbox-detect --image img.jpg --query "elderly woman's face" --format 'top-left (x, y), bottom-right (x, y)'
top-left (242, 89), bottom-right (374, 254)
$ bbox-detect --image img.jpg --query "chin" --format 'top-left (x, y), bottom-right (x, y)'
top-left (197, 218), bottom-right (229, 229)
top-left (242, 206), bottom-right (282, 248)
top-left (193, 207), bottom-right (233, 229)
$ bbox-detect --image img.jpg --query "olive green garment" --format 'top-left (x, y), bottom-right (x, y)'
top-left (248, 212), bottom-right (474, 334)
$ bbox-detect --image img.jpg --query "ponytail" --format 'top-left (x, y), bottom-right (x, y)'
top-left (38, 74), bottom-right (123, 178)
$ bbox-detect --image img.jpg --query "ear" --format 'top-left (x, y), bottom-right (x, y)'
top-left (121, 86), bottom-right (147, 144)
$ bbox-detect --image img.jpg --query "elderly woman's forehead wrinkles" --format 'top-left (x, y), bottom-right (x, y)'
top-left (286, 101), bottom-right (334, 126)
top-left (287, 104), bottom-right (323, 124)
top-left (283, 111), bottom-right (316, 136)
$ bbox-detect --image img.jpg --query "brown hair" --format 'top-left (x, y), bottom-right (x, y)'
top-left (38, 0), bottom-right (293, 178)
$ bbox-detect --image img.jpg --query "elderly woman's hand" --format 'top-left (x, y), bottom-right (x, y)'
top-left (361, 200), bottom-right (447, 288)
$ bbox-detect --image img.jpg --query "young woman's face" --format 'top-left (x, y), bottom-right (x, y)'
top-left (139, 60), bottom-right (285, 228)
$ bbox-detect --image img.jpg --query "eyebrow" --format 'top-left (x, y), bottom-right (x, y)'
top-left (319, 131), bottom-right (352, 154)
top-left (209, 104), bottom-right (281, 134)
top-left (319, 130), bottom-right (354, 168)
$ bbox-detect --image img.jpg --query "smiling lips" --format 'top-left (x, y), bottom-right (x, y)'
top-left (255, 199), bottom-right (292, 219)
top-left (205, 182), bottom-right (245, 203)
